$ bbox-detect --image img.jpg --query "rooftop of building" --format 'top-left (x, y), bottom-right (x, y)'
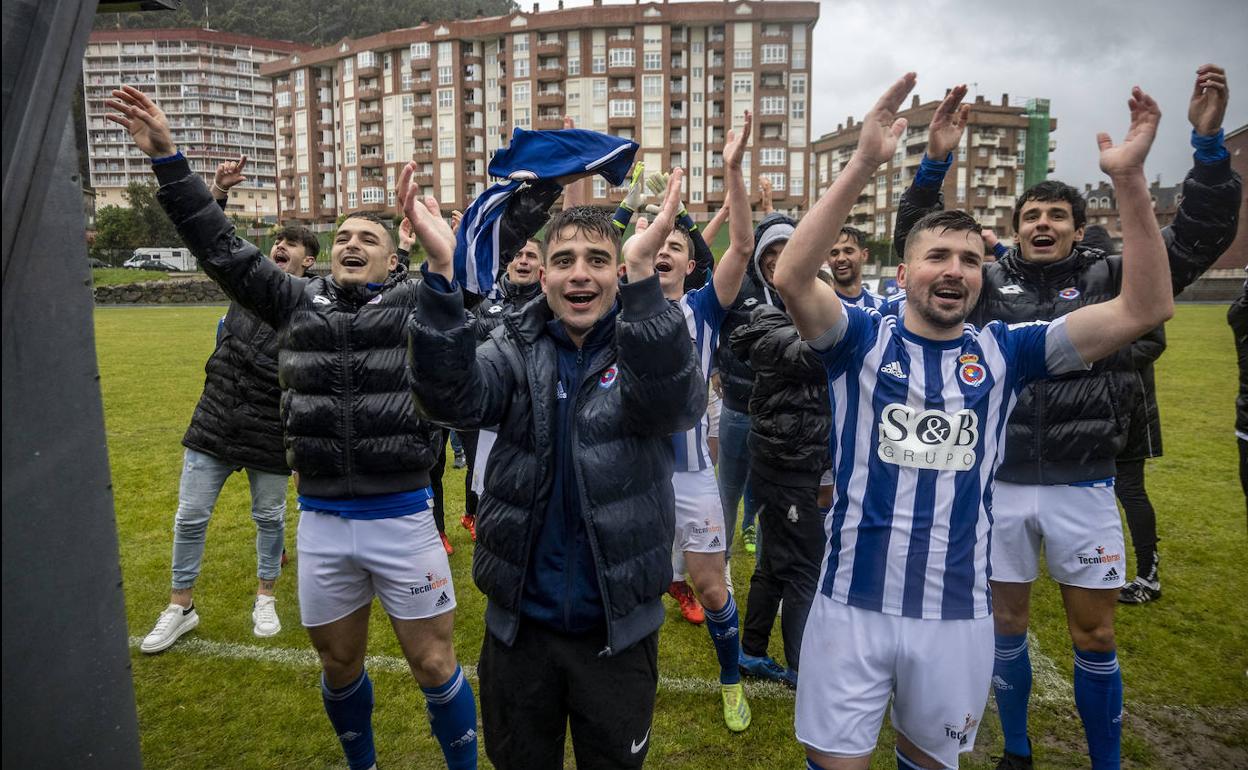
top-left (87, 27), bottom-right (311, 53)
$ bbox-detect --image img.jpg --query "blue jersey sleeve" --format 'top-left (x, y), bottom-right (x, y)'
top-left (815, 305), bottom-right (881, 379)
top-left (995, 320), bottom-right (1052, 388)
top-left (685, 277), bottom-right (728, 333)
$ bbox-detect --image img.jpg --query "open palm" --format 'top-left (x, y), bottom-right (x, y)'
top-left (856, 73), bottom-right (916, 167)
top-left (1098, 87), bottom-right (1160, 177)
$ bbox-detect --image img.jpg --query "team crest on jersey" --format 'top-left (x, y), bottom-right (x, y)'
top-left (599, 365), bottom-right (619, 389)
top-left (878, 404), bottom-right (979, 471)
top-left (958, 354), bottom-right (986, 387)
top-left (1058, 287), bottom-right (1080, 300)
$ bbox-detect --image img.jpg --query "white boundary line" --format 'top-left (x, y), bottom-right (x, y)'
top-left (129, 636), bottom-right (797, 700)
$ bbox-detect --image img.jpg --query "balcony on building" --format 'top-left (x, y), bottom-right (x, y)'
top-left (535, 86), bottom-right (565, 107)
top-left (413, 99), bottom-right (433, 116)
top-left (708, 52), bottom-right (725, 69)
top-left (607, 114), bottom-right (635, 129)
top-left (669, 103), bottom-right (687, 123)
top-left (358, 106), bottom-right (382, 124)
top-left (536, 111), bottom-right (564, 131)
top-left (359, 130), bottom-right (382, 146)
top-left (414, 142), bottom-right (434, 159)
top-left (413, 123), bottom-right (433, 140)
top-left (357, 81), bottom-right (382, 101)
top-left (669, 53), bottom-right (687, 71)
top-left (359, 152), bottom-right (383, 168)
top-left (278, 122), bottom-right (294, 136)
top-left (356, 55), bottom-right (380, 79)
top-left (537, 60), bottom-right (564, 82)
top-left (669, 127), bottom-right (687, 147)
top-left (535, 35), bottom-right (564, 57)
top-left (759, 73), bottom-right (786, 92)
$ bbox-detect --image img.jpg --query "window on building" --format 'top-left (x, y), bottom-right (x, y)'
top-left (402, 72), bottom-right (413, 90)
top-left (791, 75), bottom-right (806, 95)
top-left (362, 187), bottom-right (384, 204)
top-left (643, 101), bottom-right (661, 124)
top-left (732, 75), bottom-right (752, 94)
top-left (568, 57), bottom-right (580, 76)
top-left (513, 107), bottom-right (531, 128)
top-left (609, 99), bottom-right (635, 118)
top-left (692, 190), bottom-right (703, 202)
top-left (593, 177), bottom-right (606, 198)
top-left (402, 94), bottom-right (414, 110)
top-left (593, 79), bottom-right (607, 100)
top-left (592, 56), bottom-right (606, 74)
top-left (438, 65), bottom-right (453, 84)
top-left (733, 49), bottom-right (752, 69)
top-left (642, 75), bottom-right (662, 97)
top-left (609, 48), bottom-right (635, 68)
top-left (513, 81), bottom-right (530, 104)
top-left (760, 96), bottom-right (785, 115)
top-left (276, 92), bottom-right (290, 108)
top-left (411, 42), bottom-right (430, 59)
top-left (790, 100), bottom-right (805, 119)
top-left (792, 48), bottom-right (806, 69)
top-left (892, 190), bottom-right (902, 205)
top-left (347, 191), bottom-right (357, 208)
top-left (760, 147), bottom-right (785, 166)
top-left (644, 52), bottom-right (661, 70)
top-left (438, 88), bottom-right (454, 108)
top-left (514, 58), bottom-right (529, 78)
top-left (761, 44), bottom-right (787, 64)
top-left (513, 34), bottom-right (529, 53)
top-left (357, 51), bottom-right (377, 69)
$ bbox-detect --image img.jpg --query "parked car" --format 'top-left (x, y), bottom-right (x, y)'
top-left (127, 259), bottom-right (178, 272)
top-left (123, 247), bottom-right (195, 271)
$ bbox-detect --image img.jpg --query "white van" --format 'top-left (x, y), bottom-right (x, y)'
top-left (124, 247), bottom-right (196, 271)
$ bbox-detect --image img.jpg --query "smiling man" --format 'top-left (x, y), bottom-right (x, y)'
top-left (893, 67), bottom-right (1240, 770)
top-left (407, 173), bottom-right (704, 769)
top-left (827, 226), bottom-right (885, 309)
top-left (780, 73), bottom-right (1176, 770)
top-left (106, 85), bottom-right (565, 770)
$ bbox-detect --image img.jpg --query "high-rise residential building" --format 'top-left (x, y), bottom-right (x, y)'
top-left (262, 0), bottom-right (819, 224)
top-left (811, 93), bottom-right (1057, 246)
top-left (82, 29), bottom-right (309, 221)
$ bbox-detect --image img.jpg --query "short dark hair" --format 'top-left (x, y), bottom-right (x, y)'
top-left (904, 210), bottom-right (983, 261)
top-left (341, 210), bottom-right (396, 250)
top-left (273, 224), bottom-right (320, 257)
top-left (542, 206), bottom-right (622, 260)
top-left (1012, 180), bottom-right (1086, 233)
top-left (838, 226), bottom-right (869, 249)
top-left (671, 221), bottom-right (694, 255)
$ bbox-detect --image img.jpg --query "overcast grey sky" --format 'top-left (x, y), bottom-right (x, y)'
top-left (534, 0), bottom-right (1248, 188)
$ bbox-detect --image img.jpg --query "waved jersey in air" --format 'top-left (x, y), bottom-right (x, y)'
top-left (672, 278), bottom-right (727, 472)
top-left (818, 305), bottom-right (1066, 620)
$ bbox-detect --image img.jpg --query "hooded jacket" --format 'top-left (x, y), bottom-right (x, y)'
top-left (407, 273), bottom-right (704, 655)
top-left (154, 155), bottom-right (557, 497)
top-left (893, 156), bottom-right (1240, 484)
top-left (715, 212), bottom-right (795, 413)
top-left (729, 305), bottom-right (831, 486)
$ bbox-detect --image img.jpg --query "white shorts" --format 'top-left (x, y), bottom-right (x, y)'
top-left (471, 429), bottom-right (498, 497)
top-left (296, 507), bottom-right (457, 627)
top-left (990, 481), bottom-right (1126, 588)
top-left (707, 385), bottom-right (723, 440)
top-left (673, 467), bottom-right (727, 554)
top-left (795, 596), bottom-right (993, 769)
top-left (819, 468), bottom-right (834, 487)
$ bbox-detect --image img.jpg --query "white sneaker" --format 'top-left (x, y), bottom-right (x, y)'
top-left (252, 594), bottom-right (281, 638)
top-left (140, 603), bottom-right (199, 653)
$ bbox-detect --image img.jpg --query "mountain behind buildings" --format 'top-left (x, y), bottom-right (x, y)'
top-left (93, 0), bottom-right (520, 46)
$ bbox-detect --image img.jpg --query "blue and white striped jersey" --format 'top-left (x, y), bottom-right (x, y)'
top-left (837, 287), bottom-right (886, 309)
top-left (816, 305), bottom-right (1081, 620)
top-left (672, 279), bottom-right (728, 472)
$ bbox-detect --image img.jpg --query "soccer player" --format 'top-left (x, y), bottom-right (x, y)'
top-left (828, 226), bottom-right (885, 308)
top-left (776, 73), bottom-right (1175, 770)
top-left (406, 172), bottom-right (704, 769)
top-left (649, 114), bottom-right (756, 730)
top-left (106, 85), bottom-right (562, 770)
top-left (138, 156), bottom-right (317, 654)
top-left (893, 66), bottom-right (1240, 770)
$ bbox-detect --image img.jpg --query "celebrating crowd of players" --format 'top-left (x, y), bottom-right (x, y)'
top-left (105, 60), bottom-right (1239, 770)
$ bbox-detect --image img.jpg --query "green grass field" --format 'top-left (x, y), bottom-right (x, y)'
top-left (95, 304), bottom-right (1247, 769)
top-left (93, 267), bottom-right (180, 286)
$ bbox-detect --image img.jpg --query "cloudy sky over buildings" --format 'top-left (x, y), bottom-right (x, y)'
top-left (536, 0), bottom-right (1248, 189)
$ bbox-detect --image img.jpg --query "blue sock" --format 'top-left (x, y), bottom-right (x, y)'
top-left (993, 632), bottom-right (1032, 757)
top-left (1073, 647), bottom-right (1122, 770)
top-left (705, 593), bottom-right (742, 685)
top-left (421, 665), bottom-right (478, 770)
top-left (321, 669), bottom-right (376, 770)
top-left (895, 747), bottom-right (925, 770)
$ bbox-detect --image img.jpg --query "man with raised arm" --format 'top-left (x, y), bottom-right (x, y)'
top-left (406, 171), bottom-right (704, 768)
top-left (773, 74), bottom-right (1174, 770)
top-left (106, 85), bottom-right (563, 770)
top-left (646, 113), bottom-right (756, 731)
top-left (893, 67), bottom-right (1240, 770)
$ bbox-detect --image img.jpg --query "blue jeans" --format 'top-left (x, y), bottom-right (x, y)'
top-left (716, 405), bottom-right (756, 553)
top-left (171, 448), bottom-right (289, 590)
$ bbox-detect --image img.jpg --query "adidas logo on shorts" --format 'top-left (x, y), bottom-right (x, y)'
top-left (709, 535), bottom-right (722, 548)
top-left (1103, 567), bottom-right (1119, 582)
top-left (435, 591), bottom-right (451, 607)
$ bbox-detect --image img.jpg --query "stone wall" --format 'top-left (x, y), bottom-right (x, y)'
top-left (93, 278), bottom-right (227, 304)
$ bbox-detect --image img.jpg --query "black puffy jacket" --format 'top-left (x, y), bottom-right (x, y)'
top-left (155, 157), bottom-right (557, 497)
top-left (473, 274), bottom-right (543, 342)
top-left (1230, 282), bottom-right (1248, 439)
top-left (181, 302), bottom-right (288, 475)
top-left (894, 157), bottom-right (1241, 484)
top-left (1118, 324), bottom-right (1165, 461)
top-left (729, 305), bottom-right (830, 486)
top-left (716, 213), bottom-right (794, 413)
top-left (407, 274), bottom-right (704, 655)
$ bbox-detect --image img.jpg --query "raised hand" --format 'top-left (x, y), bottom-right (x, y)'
top-left (622, 168), bottom-right (684, 281)
top-left (1098, 87), bottom-right (1161, 178)
top-left (213, 155), bottom-right (248, 198)
top-left (398, 217), bottom-right (416, 250)
top-left (646, 170), bottom-right (687, 217)
top-left (724, 110), bottom-right (753, 170)
top-left (450, 210), bottom-right (463, 232)
top-left (854, 72), bottom-right (916, 168)
top-left (1188, 64), bottom-right (1228, 136)
top-left (398, 161), bottom-right (455, 277)
top-left (621, 161), bottom-right (647, 211)
top-left (758, 175), bottom-right (774, 214)
top-left (105, 85), bottom-right (176, 158)
top-left (927, 84), bottom-right (969, 160)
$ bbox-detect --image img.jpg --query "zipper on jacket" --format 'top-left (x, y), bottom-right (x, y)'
top-left (339, 312), bottom-right (355, 495)
top-left (571, 346), bottom-right (616, 656)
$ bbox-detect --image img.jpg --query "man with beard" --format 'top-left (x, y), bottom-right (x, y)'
top-left (827, 226), bottom-right (885, 309)
top-left (893, 66), bottom-right (1239, 770)
top-left (778, 73), bottom-right (1175, 770)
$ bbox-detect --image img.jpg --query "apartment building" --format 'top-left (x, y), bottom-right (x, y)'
top-left (82, 29), bottom-right (308, 220)
top-left (811, 93), bottom-right (1057, 245)
top-left (1081, 177), bottom-right (1186, 254)
top-left (261, 0), bottom-right (819, 224)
